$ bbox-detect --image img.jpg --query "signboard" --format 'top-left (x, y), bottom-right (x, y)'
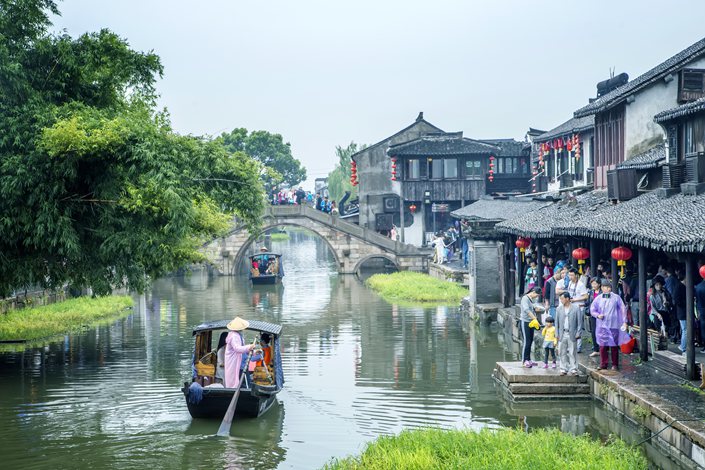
top-left (431, 203), bottom-right (449, 213)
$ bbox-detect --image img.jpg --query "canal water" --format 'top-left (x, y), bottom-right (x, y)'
top-left (0, 230), bottom-right (674, 469)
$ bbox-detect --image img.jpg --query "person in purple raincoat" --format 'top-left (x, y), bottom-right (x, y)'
top-left (224, 317), bottom-right (255, 388)
top-left (590, 279), bottom-right (630, 370)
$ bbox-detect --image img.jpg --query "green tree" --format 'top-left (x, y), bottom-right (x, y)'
top-left (217, 128), bottom-right (306, 188)
top-left (326, 142), bottom-right (364, 203)
top-left (0, 1), bottom-right (264, 296)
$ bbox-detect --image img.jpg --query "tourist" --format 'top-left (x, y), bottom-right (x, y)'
top-left (590, 279), bottom-right (630, 370)
top-left (566, 268), bottom-right (588, 353)
top-left (460, 220), bottom-right (470, 268)
top-left (330, 200), bottom-right (338, 216)
top-left (585, 277), bottom-right (602, 358)
top-left (525, 259), bottom-right (538, 291)
top-left (674, 271), bottom-right (687, 352)
top-left (541, 316), bottom-right (557, 369)
top-left (390, 224), bottom-right (398, 241)
top-left (321, 196), bottom-right (330, 213)
top-left (520, 287), bottom-right (543, 368)
top-left (696, 274), bottom-right (705, 353)
top-left (556, 291), bottom-right (583, 375)
top-left (224, 317), bottom-right (256, 388)
top-left (315, 193), bottom-right (323, 211)
top-left (432, 233), bottom-right (447, 264)
top-left (648, 276), bottom-right (670, 335)
top-left (543, 256), bottom-right (554, 282)
top-left (544, 269), bottom-right (563, 323)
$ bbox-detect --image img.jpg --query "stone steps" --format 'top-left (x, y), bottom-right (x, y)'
top-left (494, 362), bottom-right (592, 402)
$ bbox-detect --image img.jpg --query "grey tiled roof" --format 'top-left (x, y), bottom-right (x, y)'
top-left (553, 191), bottom-right (705, 252)
top-left (351, 117), bottom-right (444, 159)
top-left (654, 97), bottom-right (705, 123)
top-left (616, 144), bottom-right (666, 170)
top-left (497, 189), bottom-right (705, 252)
top-left (534, 115), bottom-right (595, 142)
top-left (495, 191), bottom-right (610, 239)
top-left (574, 37), bottom-right (705, 118)
top-left (479, 139), bottom-right (526, 156)
top-left (388, 133), bottom-right (499, 156)
top-left (451, 197), bottom-right (552, 222)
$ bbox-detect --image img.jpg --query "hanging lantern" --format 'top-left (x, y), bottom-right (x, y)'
top-left (391, 157), bottom-right (397, 181)
top-left (700, 265), bottom-right (705, 280)
top-left (566, 139), bottom-right (573, 152)
top-left (572, 247), bottom-right (590, 274)
top-left (611, 246), bottom-right (633, 279)
top-left (488, 155), bottom-right (495, 183)
top-left (350, 160), bottom-right (358, 186)
top-left (574, 134), bottom-right (581, 161)
top-left (409, 203), bottom-right (417, 214)
top-left (515, 237), bottom-right (531, 262)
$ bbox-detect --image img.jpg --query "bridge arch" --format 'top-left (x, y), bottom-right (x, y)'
top-left (202, 205), bottom-right (427, 275)
top-left (353, 254), bottom-right (399, 275)
top-left (231, 222), bottom-right (342, 275)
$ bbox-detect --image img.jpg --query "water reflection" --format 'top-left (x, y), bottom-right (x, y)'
top-left (0, 231), bottom-right (668, 469)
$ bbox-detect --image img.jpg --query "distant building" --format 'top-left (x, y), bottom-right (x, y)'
top-left (314, 177), bottom-right (329, 198)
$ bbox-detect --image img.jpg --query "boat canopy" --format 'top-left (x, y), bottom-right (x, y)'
top-left (249, 252), bottom-right (281, 259)
top-left (191, 319), bottom-right (283, 336)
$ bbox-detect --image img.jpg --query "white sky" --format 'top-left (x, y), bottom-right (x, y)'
top-left (52, 0), bottom-right (705, 189)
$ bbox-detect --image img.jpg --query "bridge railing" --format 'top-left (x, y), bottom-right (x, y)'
top-left (266, 205), bottom-right (423, 254)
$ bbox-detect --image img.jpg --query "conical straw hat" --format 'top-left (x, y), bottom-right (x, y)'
top-left (226, 317), bottom-right (250, 331)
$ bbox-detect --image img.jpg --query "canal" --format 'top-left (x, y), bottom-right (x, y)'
top-left (0, 230), bottom-right (675, 469)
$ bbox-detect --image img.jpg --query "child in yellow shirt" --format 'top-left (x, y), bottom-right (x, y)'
top-left (541, 316), bottom-right (557, 369)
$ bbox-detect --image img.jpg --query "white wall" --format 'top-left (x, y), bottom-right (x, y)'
top-left (403, 211), bottom-right (424, 246)
top-left (625, 56), bottom-right (705, 158)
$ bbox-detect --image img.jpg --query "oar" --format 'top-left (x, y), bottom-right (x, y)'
top-left (216, 337), bottom-right (257, 437)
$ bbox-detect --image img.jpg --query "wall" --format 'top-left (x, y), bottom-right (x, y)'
top-left (625, 56), bottom-right (705, 158)
top-left (356, 120), bottom-right (441, 228)
top-left (403, 211), bottom-right (424, 246)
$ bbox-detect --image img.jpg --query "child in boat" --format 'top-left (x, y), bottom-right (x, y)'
top-left (542, 316), bottom-right (557, 369)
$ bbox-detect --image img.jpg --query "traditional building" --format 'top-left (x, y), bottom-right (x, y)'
top-left (574, 37), bottom-right (705, 189)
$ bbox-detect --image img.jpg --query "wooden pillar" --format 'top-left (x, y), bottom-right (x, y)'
top-left (639, 247), bottom-right (648, 362)
top-left (536, 241), bottom-right (544, 300)
top-left (686, 255), bottom-right (696, 380)
top-left (507, 236), bottom-right (516, 305)
top-left (590, 239), bottom-right (598, 279)
top-left (611, 255), bottom-right (618, 292)
top-left (518, 239), bottom-right (526, 296)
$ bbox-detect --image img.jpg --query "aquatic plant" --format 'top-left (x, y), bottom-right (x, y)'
top-left (323, 427), bottom-right (647, 470)
top-left (0, 296), bottom-right (133, 342)
top-left (365, 272), bottom-right (468, 305)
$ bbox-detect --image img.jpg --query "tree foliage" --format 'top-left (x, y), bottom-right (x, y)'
top-left (217, 128), bottom-right (306, 188)
top-left (326, 142), bottom-right (364, 203)
top-left (0, 1), bottom-right (264, 295)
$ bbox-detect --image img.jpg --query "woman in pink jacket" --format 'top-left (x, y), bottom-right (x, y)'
top-left (224, 317), bottom-right (255, 388)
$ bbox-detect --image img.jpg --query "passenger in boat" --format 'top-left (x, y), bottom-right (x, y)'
top-left (258, 255), bottom-right (269, 274)
top-left (215, 331), bottom-right (228, 384)
top-left (224, 317), bottom-right (255, 388)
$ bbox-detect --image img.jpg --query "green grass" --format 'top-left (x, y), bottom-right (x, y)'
top-left (0, 295), bottom-right (133, 343)
top-left (365, 272), bottom-right (468, 305)
top-left (270, 232), bottom-right (290, 241)
top-left (323, 427), bottom-right (647, 470)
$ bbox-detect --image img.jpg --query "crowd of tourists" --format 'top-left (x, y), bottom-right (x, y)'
top-left (271, 188), bottom-right (337, 215)
top-left (519, 248), bottom-right (705, 373)
top-left (431, 219), bottom-right (471, 268)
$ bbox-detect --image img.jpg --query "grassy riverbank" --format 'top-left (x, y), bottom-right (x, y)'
top-left (365, 272), bottom-right (467, 305)
top-left (0, 296), bottom-right (134, 343)
top-left (324, 427), bottom-right (646, 470)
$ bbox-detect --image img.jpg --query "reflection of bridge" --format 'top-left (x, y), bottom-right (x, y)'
top-left (204, 205), bottom-right (429, 275)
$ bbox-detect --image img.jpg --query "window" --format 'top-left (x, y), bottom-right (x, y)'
top-left (465, 159), bottom-right (482, 178)
top-left (430, 158), bottom-right (443, 179)
top-left (443, 158), bottom-right (458, 178)
top-left (496, 158), bottom-right (504, 174)
top-left (685, 116), bottom-right (705, 155)
top-left (679, 69), bottom-right (705, 103)
top-left (405, 159), bottom-right (420, 179)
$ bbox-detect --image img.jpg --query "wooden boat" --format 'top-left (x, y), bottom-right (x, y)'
top-left (181, 319), bottom-right (284, 419)
top-left (249, 252), bottom-right (284, 285)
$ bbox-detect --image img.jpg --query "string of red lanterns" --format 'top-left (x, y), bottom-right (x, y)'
top-left (391, 157), bottom-right (397, 181)
top-left (488, 155), bottom-right (495, 183)
top-left (350, 160), bottom-right (358, 186)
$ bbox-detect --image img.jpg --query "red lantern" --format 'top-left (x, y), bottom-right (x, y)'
top-left (409, 204), bottom-right (417, 214)
top-left (515, 237), bottom-right (531, 262)
top-left (700, 265), bottom-right (705, 280)
top-left (566, 139), bottom-right (573, 152)
top-left (572, 247), bottom-right (590, 274)
top-left (390, 157), bottom-right (397, 181)
top-left (611, 246), bottom-right (633, 278)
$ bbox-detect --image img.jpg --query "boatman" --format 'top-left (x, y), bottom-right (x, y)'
top-left (224, 317), bottom-right (255, 388)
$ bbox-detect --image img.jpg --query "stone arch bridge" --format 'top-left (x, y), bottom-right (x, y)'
top-left (203, 205), bottom-right (429, 275)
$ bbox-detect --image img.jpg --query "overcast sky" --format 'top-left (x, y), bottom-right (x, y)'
top-left (53, 0), bottom-right (705, 189)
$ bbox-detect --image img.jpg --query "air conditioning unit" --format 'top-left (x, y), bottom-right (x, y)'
top-left (607, 168), bottom-right (637, 201)
top-left (383, 196), bottom-right (400, 213)
top-left (607, 169), bottom-right (619, 200)
top-left (375, 214), bottom-right (394, 231)
top-left (686, 153), bottom-right (705, 183)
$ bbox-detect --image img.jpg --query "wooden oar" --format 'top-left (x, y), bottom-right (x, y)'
top-left (216, 337), bottom-right (257, 437)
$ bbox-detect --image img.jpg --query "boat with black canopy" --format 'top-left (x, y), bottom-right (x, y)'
top-left (181, 319), bottom-right (284, 419)
top-left (249, 251), bottom-right (284, 285)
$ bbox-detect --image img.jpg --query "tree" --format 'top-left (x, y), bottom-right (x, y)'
top-left (326, 142), bottom-right (365, 203)
top-left (0, 1), bottom-right (264, 296)
top-left (217, 128), bottom-right (306, 188)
